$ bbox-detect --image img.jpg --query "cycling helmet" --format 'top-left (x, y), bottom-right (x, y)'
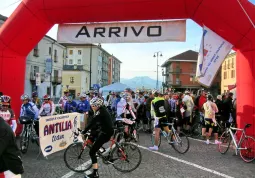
top-left (64, 89), bottom-right (69, 93)
top-left (43, 95), bottom-right (51, 100)
top-left (80, 93), bottom-right (87, 98)
top-left (1, 95), bottom-right (11, 105)
top-left (90, 97), bottom-right (103, 107)
top-left (32, 91), bottom-right (38, 97)
top-left (21, 94), bottom-right (30, 100)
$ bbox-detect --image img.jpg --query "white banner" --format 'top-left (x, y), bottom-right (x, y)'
top-left (36, 73), bottom-right (41, 86)
top-left (196, 26), bottom-right (233, 87)
top-left (39, 113), bottom-right (83, 157)
top-left (57, 20), bottom-right (186, 43)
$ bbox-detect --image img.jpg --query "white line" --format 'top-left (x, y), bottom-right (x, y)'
top-left (137, 145), bottom-right (235, 178)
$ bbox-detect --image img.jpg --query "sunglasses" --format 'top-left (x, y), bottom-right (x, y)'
top-left (91, 105), bottom-right (97, 107)
top-left (2, 105), bottom-right (8, 107)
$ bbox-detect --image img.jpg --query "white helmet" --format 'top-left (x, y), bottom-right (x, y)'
top-left (21, 94), bottom-right (30, 100)
top-left (80, 93), bottom-right (87, 98)
top-left (90, 97), bottom-right (103, 107)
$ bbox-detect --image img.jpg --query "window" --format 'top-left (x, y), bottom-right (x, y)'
top-left (77, 59), bottom-right (81, 64)
top-left (47, 87), bottom-right (50, 95)
top-left (49, 47), bottom-right (52, 55)
top-left (232, 58), bottom-right (234, 68)
top-left (69, 59), bottom-right (73, 65)
top-left (33, 44), bottom-right (39, 57)
top-left (78, 50), bottom-right (82, 55)
top-left (227, 60), bottom-right (230, 69)
top-left (69, 50), bottom-right (73, 55)
top-left (231, 70), bottom-right (235, 78)
top-left (224, 61), bottom-right (226, 70)
top-left (53, 86), bottom-right (56, 96)
top-left (224, 71), bottom-right (227, 79)
top-left (54, 49), bottom-right (58, 62)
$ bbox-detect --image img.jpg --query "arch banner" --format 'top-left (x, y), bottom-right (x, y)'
top-left (57, 20), bottom-right (186, 44)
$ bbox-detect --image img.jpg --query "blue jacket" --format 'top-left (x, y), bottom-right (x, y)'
top-left (77, 100), bottom-right (90, 113)
top-left (64, 101), bottom-right (77, 113)
top-left (20, 102), bottom-right (36, 120)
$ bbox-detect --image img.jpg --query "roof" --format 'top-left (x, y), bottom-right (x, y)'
top-left (0, 14), bottom-right (7, 21)
top-left (161, 50), bottom-right (198, 67)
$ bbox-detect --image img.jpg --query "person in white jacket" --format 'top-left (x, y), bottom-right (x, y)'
top-left (39, 95), bottom-right (55, 116)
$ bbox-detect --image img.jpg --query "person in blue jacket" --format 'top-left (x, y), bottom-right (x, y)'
top-left (20, 94), bottom-right (36, 120)
top-left (64, 96), bottom-right (77, 113)
top-left (77, 93), bottom-right (90, 114)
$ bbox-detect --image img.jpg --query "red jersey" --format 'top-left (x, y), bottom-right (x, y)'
top-left (198, 95), bottom-right (207, 111)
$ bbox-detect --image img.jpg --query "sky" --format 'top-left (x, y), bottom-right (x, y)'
top-left (0, 0), bottom-right (204, 81)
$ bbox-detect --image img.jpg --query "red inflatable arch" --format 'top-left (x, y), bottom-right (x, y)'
top-left (0, 0), bottom-right (255, 135)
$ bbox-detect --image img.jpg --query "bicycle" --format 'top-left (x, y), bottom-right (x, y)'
top-left (19, 116), bottom-right (39, 154)
top-left (151, 117), bottom-right (190, 154)
top-left (218, 123), bottom-right (255, 163)
top-left (64, 128), bottom-right (142, 173)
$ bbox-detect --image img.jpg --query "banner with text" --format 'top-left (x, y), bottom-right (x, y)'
top-left (39, 113), bottom-right (83, 157)
top-left (196, 26), bottom-right (233, 87)
top-left (57, 20), bottom-right (186, 43)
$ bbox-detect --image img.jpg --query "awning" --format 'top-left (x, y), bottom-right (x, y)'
top-left (227, 84), bottom-right (236, 90)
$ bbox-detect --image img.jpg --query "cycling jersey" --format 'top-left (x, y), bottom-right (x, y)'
top-left (64, 101), bottom-right (77, 113)
top-left (0, 108), bottom-right (16, 132)
top-left (76, 100), bottom-right (90, 113)
top-left (151, 97), bottom-right (166, 118)
top-left (39, 101), bottom-right (55, 116)
top-left (20, 103), bottom-right (36, 120)
top-left (58, 95), bottom-right (68, 109)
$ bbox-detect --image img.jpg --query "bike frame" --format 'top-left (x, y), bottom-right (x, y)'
top-left (228, 127), bottom-right (246, 155)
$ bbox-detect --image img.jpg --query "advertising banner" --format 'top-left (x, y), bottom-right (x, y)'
top-left (196, 26), bottom-right (233, 87)
top-left (39, 113), bottom-right (83, 157)
top-left (58, 20), bottom-right (186, 43)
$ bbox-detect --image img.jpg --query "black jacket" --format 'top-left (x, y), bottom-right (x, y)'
top-left (0, 117), bottom-right (24, 174)
top-left (83, 106), bottom-right (114, 135)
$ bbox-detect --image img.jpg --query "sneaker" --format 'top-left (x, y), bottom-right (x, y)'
top-left (84, 174), bottom-right (99, 178)
top-left (148, 145), bottom-right (158, 151)
top-left (214, 140), bottom-right (222, 144)
top-left (205, 139), bottom-right (210, 145)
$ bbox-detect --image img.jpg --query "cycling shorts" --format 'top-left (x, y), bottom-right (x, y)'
top-left (205, 118), bottom-right (214, 128)
top-left (154, 117), bottom-right (168, 129)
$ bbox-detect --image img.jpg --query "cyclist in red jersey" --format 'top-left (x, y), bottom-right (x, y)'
top-left (0, 95), bottom-right (17, 134)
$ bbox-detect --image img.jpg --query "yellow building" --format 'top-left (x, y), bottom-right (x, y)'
top-left (221, 52), bottom-right (236, 94)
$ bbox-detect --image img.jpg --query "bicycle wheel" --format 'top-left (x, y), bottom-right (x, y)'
top-left (171, 131), bottom-right (189, 154)
top-left (111, 142), bottom-right (142, 172)
top-left (218, 131), bottom-right (231, 154)
top-left (191, 123), bottom-right (202, 138)
top-left (20, 126), bottom-right (29, 154)
top-left (151, 132), bottom-right (161, 147)
top-left (240, 136), bottom-right (255, 163)
top-left (64, 142), bottom-right (92, 172)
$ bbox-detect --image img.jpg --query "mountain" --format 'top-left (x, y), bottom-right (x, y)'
top-left (120, 76), bottom-right (162, 89)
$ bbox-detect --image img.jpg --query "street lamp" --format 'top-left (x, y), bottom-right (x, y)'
top-left (153, 51), bottom-right (163, 90)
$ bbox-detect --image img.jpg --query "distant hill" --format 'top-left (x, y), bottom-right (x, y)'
top-left (120, 76), bottom-right (162, 89)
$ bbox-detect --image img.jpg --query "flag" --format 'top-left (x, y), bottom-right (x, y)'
top-left (196, 26), bottom-right (233, 87)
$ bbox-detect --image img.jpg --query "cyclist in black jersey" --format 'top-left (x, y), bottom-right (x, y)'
top-left (82, 97), bottom-right (114, 178)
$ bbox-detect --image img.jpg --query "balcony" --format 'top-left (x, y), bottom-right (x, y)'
top-left (168, 81), bottom-right (182, 86)
top-left (52, 76), bottom-right (62, 84)
top-left (30, 73), bottom-right (45, 83)
top-left (63, 65), bottom-right (89, 72)
top-left (162, 68), bottom-right (182, 76)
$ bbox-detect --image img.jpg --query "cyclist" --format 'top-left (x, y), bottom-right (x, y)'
top-left (149, 90), bottom-right (170, 151)
top-left (82, 97), bottom-right (114, 178)
top-left (0, 117), bottom-right (24, 178)
top-left (31, 91), bottom-right (41, 109)
top-left (59, 89), bottom-right (69, 109)
top-left (77, 93), bottom-right (90, 114)
top-left (0, 95), bottom-right (17, 134)
top-left (39, 95), bottom-right (55, 116)
top-left (20, 94), bottom-right (36, 120)
top-left (64, 96), bottom-right (77, 113)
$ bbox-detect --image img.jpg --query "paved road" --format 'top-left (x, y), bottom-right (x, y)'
top-left (19, 133), bottom-right (255, 178)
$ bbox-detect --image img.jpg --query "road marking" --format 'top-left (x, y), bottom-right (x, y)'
top-left (137, 145), bottom-right (234, 178)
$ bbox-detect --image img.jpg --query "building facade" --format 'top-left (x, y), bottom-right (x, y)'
top-left (161, 50), bottom-right (221, 95)
top-left (25, 36), bottom-right (65, 99)
top-left (62, 44), bottom-right (121, 95)
top-left (221, 52), bottom-right (236, 93)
